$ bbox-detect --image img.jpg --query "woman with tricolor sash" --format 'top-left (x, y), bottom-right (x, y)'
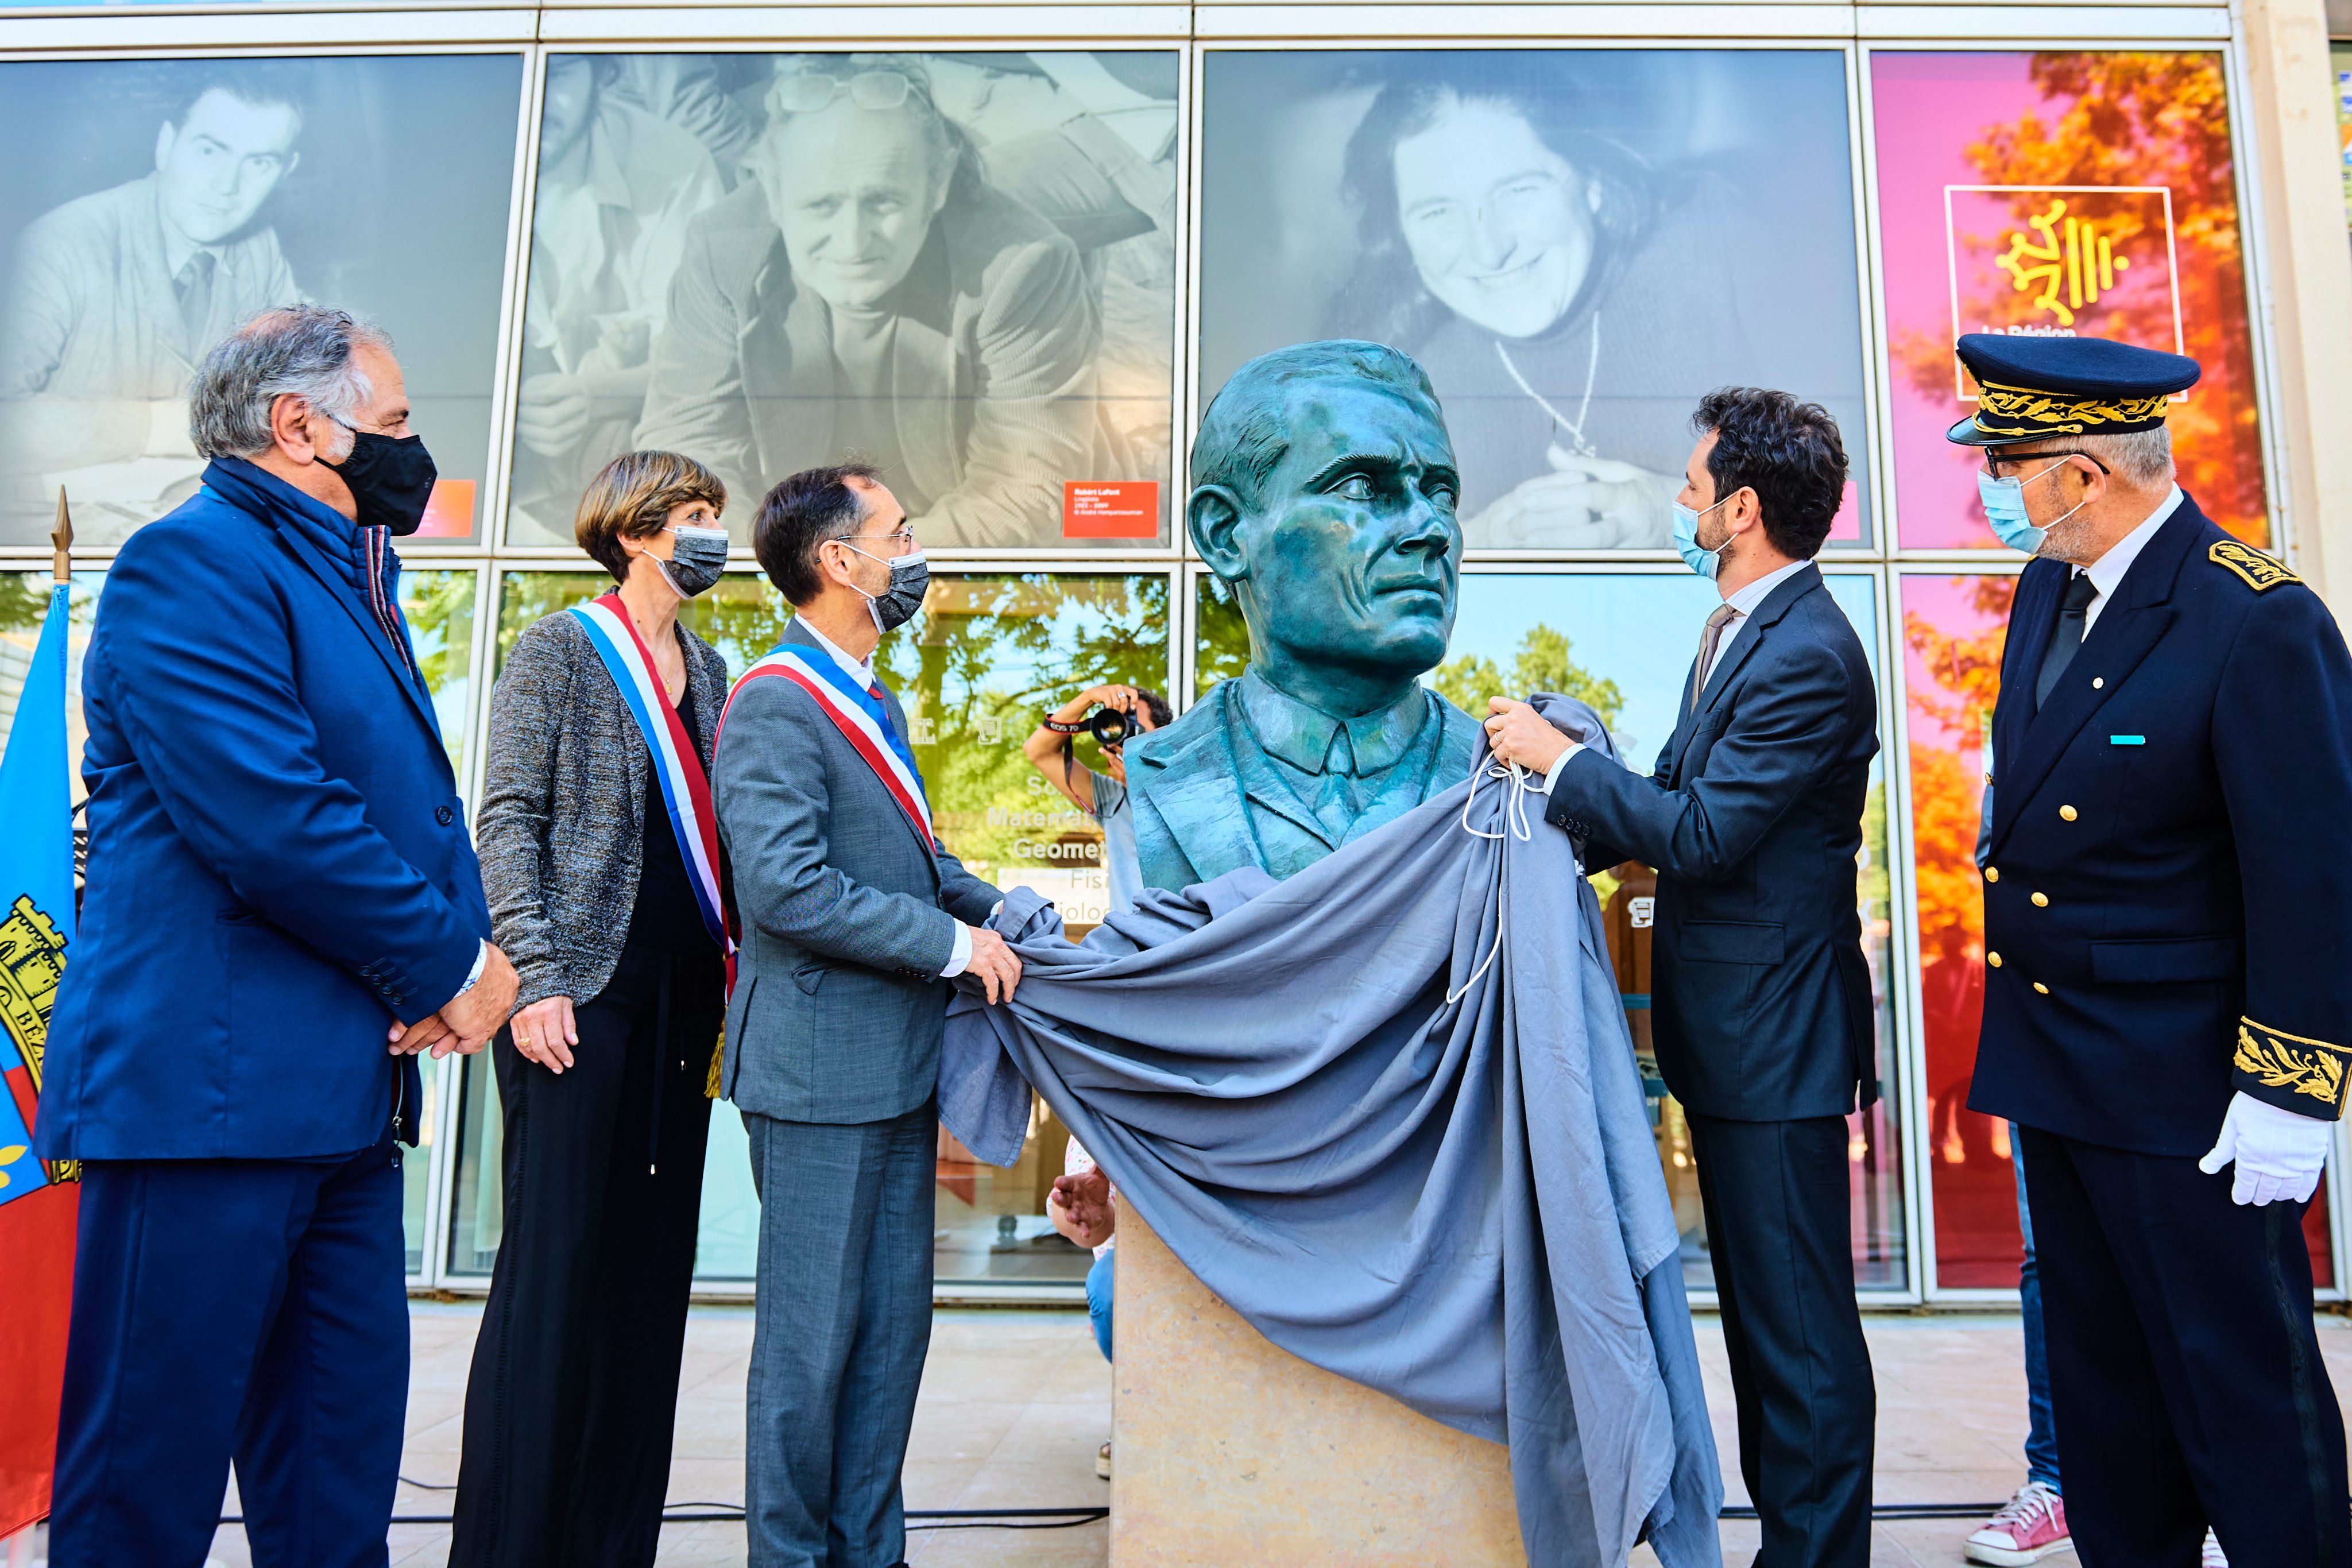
top-left (451, 450), bottom-right (736, 1566)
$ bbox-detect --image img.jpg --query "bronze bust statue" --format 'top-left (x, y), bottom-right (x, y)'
top-left (1125, 341), bottom-right (1480, 889)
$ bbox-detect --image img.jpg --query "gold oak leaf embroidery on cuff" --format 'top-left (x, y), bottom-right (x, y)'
top-left (2234, 1017), bottom-right (2352, 1114)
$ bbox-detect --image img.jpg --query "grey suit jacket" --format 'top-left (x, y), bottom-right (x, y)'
top-left (713, 618), bottom-right (1002, 1124)
top-left (477, 608), bottom-right (729, 1012)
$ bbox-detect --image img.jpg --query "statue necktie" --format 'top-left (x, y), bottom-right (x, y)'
top-left (2034, 572), bottom-right (2100, 710)
top-left (175, 251), bottom-right (216, 355)
top-left (1690, 605), bottom-right (1739, 714)
top-left (1313, 725), bottom-right (1358, 839)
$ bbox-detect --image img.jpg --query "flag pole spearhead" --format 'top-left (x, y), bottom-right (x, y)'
top-left (52, 488), bottom-right (72, 586)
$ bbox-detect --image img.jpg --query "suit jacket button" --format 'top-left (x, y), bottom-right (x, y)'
top-left (435, 804), bottom-right (455, 826)
top-left (1987, 952), bottom-right (2003, 967)
top-left (2031, 892), bottom-right (2049, 907)
top-left (2033, 982), bottom-right (2051, 994)
top-left (1984, 866), bottom-right (1999, 882)
top-left (2060, 805), bottom-right (2079, 822)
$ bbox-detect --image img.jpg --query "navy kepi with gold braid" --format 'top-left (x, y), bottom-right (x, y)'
top-left (1947, 332), bottom-right (2200, 447)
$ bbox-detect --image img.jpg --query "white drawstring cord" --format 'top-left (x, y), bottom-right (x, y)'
top-left (1446, 756), bottom-right (1543, 1003)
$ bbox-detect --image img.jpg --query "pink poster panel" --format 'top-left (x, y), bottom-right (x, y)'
top-left (1870, 53), bottom-right (2270, 551)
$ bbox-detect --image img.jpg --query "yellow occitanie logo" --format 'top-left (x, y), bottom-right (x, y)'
top-left (1997, 198), bottom-right (2130, 327)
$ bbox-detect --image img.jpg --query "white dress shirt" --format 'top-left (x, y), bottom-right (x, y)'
top-left (2073, 485), bottom-right (2183, 636)
top-left (798, 618), bottom-right (977, 978)
top-left (1542, 557), bottom-right (1812, 794)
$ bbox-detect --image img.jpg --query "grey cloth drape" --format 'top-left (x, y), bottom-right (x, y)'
top-left (939, 695), bottom-right (1722, 1567)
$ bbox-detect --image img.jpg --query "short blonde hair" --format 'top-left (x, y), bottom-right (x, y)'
top-left (575, 450), bottom-right (728, 583)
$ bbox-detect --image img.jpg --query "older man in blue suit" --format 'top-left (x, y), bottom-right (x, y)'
top-left (35, 304), bottom-right (517, 1567)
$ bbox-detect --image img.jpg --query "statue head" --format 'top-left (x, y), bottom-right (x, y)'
top-left (1188, 341), bottom-right (1461, 715)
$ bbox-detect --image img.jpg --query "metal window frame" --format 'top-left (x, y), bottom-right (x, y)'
top-left (2, 2), bottom-right (2323, 1308)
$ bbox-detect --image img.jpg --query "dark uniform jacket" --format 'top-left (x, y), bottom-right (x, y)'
top-left (1544, 563), bottom-right (1881, 1122)
top-left (1967, 491), bottom-right (2352, 1155)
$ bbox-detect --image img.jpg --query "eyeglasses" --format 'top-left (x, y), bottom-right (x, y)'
top-left (775, 70), bottom-right (914, 115)
top-left (1985, 449), bottom-right (2112, 481)
top-left (833, 526), bottom-right (916, 549)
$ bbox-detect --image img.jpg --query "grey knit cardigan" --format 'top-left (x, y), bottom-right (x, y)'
top-left (475, 607), bottom-right (730, 1012)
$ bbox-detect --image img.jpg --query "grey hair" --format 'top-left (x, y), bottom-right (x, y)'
top-left (2078, 425), bottom-right (2174, 489)
top-left (187, 305), bottom-right (394, 460)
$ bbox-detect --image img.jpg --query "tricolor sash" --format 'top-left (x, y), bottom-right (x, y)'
top-left (567, 596), bottom-right (733, 962)
top-left (720, 643), bottom-right (936, 855)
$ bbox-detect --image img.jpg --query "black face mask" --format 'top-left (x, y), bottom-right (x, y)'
top-left (325, 424), bottom-right (438, 536)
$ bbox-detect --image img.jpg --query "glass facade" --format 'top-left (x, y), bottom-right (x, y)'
top-left (2, 17), bottom-right (2327, 1304)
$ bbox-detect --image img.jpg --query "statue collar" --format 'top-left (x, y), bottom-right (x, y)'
top-left (1232, 668), bottom-right (1430, 778)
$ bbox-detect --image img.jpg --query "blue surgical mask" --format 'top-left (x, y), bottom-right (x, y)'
top-left (1672, 497), bottom-right (1733, 580)
top-left (1976, 457), bottom-right (2083, 555)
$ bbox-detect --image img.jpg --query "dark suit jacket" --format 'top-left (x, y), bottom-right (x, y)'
top-left (1544, 563), bottom-right (1881, 1121)
top-left (712, 618), bottom-right (1001, 1125)
top-left (1967, 493), bottom-right (2352, 1154)
top-left (38, 459), bottom-right (488, 1161)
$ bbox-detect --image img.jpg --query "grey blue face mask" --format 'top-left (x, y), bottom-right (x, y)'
top-left (844, 543), bottom-right (930, 633)
top-left (1976, 457), bottom-right (2084, 554)
top-left (1672, 494), bottom-right (1735, 580)
top-left (653, 524), bottom-right (730, 598)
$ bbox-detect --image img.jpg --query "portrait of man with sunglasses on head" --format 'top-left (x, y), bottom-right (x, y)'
top-left (633, 53), bottom-right (1105, 549)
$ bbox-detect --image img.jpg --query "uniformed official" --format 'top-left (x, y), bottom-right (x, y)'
top-left (1954, 331), bottom-right (2352, 1568)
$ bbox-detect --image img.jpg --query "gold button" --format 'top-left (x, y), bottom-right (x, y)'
top-left (2060, 805), bottom-right (2079, 822)
top-left (1984, 866), bottom-right (2000, 882)
top-left (2033, 982), bottom-right (2051, 994)
top-left (2032, 892), bottom-right (2049, 907)
top-left (1988, 952), bottom-right (2003, 967)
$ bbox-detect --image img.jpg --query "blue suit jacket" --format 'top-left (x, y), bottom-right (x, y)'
top-left (1543, 564), bottom-right (1882, 1121)
top-left (1967, 494), bottom-right (2352, 1154)
top-left (36, 460), bottom-right (488, 1162)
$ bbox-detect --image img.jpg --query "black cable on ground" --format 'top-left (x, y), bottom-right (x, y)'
top-left (237, 1501), bottom-right (2003, 1528)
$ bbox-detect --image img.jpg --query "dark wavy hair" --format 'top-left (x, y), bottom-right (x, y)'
top-left (1327, 60), bottom-right (1656, 349)
top-left (754, 462), bottom-right (884, 607)
top-left (1692, 388), bottom-right (1848, 562)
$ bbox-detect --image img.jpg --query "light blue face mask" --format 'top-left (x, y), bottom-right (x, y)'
top-left (1976, 456), bottom-right (2080, 554)
top-left (1672, 495), bottom-right (1734, 580)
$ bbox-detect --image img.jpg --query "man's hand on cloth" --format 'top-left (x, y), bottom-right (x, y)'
top-left (2198, 1090), bottom-right (2335, 1206)
top-left (965, 925), bottom-right (1024, 1005)
top-left (1048, 1166), bottom-right (1115, 1249)
top-left (388, 942), bottom-right (522, 1059)
top-left (1483, 696), bottom-right (1574, 776)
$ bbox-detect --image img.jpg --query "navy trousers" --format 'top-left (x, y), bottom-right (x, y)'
top-left (2021, 1126), bottom-right (2352, 1568)
top-left (743, 1102), bottom-right (935, 1568)
top-left (1685, 1110), bottom-right (1877, 1568)
top-left (48, 1137), bottom-right (408, 1568)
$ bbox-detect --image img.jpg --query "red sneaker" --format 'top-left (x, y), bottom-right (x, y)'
top-left (1966, 1482), bottom-right (2072, 1566)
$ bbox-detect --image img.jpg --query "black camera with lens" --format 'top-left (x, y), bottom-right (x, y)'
top-left (1044, 704), bottom-right (1137, 750)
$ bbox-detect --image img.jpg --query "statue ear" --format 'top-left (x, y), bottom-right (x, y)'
top-left (1187, 484), bottom-right (1250, 579)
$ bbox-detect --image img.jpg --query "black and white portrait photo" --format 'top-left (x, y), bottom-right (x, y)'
top-left (507, 50), bottom-right (1181, 551)
top-left (1198, 49), bottom-right (1873, 549)
top-left (0, 54), bottom-right (524, 545)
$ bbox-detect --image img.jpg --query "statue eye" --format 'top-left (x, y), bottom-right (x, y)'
top-left (1333, 475), bottom-right (1377, 503)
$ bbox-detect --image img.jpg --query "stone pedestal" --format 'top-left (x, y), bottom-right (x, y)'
top-left (1107, 1207), bottom-right (1525, 1566)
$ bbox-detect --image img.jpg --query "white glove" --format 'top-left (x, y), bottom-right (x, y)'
top-left (2198, 1091), bottom-right (2335, 1206)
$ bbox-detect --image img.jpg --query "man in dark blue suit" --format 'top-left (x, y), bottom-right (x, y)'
top-left (1488, 387), bottom-right (1881, 1568)
top-left (34, 304), bottom-right (517, 1567)
top-left (1950, 332), bottom-right (2352, 1568)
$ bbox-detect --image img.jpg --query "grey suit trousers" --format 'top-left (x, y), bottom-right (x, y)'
top-left (744, 1103), bottom-right (937, 1568)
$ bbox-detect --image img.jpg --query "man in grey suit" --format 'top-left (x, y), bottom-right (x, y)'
top-left (714, 460), bottom-right (1021, 1568)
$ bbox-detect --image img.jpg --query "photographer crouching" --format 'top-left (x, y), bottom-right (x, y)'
top-left (1020, 683), bottom-right (1169, 916)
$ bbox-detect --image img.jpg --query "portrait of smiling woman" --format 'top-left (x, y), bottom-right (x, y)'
top-left (1198, 49), bottom-right (1874, 551)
